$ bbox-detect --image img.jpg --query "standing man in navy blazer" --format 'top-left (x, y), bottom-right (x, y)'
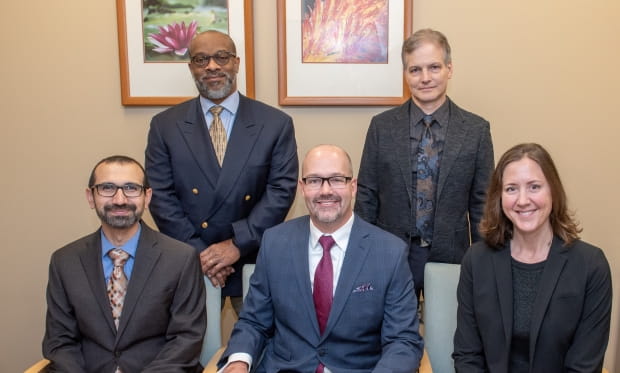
top-left (146, 30), bottom-right (298, 313)
top-left (355, 29), bottom-right (494, 296)
top-left (218, 145), bottom-right (423, 373)
top-left (43, 155), bottom-right (206, 372)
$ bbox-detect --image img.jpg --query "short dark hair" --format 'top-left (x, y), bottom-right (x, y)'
top-left (401, 28), bottom-right (452, 69)
top-left (88, 155), bottom-right (149, 188)
top-left (480, 143), bottom-right (581, 248)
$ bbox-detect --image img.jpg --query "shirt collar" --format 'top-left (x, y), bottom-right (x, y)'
top-left (100, 223), bottom-right (142, 259)
top-left (309, 214), bottom-right (355, 252)
top-left (200, 90), bottom-right (240, 117)
top-left (409, 96), bottom-right (451, 128)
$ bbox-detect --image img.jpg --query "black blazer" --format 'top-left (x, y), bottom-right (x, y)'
top-left (453, 237), bottom-right (612, 372)
top-left (43, 223), bottom-right (206, 372)
top-left (355, 98), bottom-right (494, 263)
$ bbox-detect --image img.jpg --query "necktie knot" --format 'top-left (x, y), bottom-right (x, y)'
top-left (108, 248), bottom-right (129, 266)
top-left (209, 105), bottom-right (223, 116)
top-left (318, 235), bottom-right (335, 252)
top-left (423, 114), bottom-right (434, 126)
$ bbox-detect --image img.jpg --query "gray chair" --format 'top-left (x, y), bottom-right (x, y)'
top-left (423, 262), bottom-right (461, 373)
top-left (199, 276), bottom-right (223, 366)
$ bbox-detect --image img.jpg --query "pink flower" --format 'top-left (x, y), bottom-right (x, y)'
top-left (148, 20), bottom-right (198, 56)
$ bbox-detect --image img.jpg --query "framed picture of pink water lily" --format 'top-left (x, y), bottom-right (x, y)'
top-left (116, 0), bottom-right (255, 106)
top-left (277, 0), bottom-right (412, 106)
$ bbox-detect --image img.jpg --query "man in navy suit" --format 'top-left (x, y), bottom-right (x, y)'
top-left (218, 145), bottom-right (423, 373)
top-left (43, 156), bottom-right (205, 372)
top-left (355, 29), bottom-right (494, 296)
top-left (145, 30), bottom-right (298, 313)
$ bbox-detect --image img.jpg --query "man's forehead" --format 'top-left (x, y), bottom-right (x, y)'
top-left (94, 162), bottom-right (143, 180)
top-left (191, 34), bottom-right (233, 53)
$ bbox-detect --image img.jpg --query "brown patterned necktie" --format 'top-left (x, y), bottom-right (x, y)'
top-left (107, 248), bottom-right (129, 330)
top-left (209, 105), bottom-right (227, 166)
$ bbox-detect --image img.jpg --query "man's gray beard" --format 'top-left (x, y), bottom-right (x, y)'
top-left (195, 75), bottom-right (235, 100)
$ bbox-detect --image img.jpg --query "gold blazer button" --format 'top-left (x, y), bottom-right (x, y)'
top-left (201, 222), bottom-right (208, 229)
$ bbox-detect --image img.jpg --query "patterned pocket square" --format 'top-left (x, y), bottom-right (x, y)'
top-left (352, 283), bottom-right (374, 293)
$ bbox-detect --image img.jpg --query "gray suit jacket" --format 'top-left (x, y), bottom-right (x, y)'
top-left (146, 94), bottom-right (298, 297)
top-left (355, 98), bottom-right (494, 263)
top-left (43, 223), bottom-right (206, 372)
top-left (219, 215), bottom-right (424, 373)
top-left (453, 238), bottom-right (612, 372)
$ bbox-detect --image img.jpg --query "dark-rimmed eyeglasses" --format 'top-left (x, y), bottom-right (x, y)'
top-left (301, 176), bottom-right (352, 190)
top-left (190, 51), bottom-right (236, 67)
top-left (91, 183), bottom-right (146, 198)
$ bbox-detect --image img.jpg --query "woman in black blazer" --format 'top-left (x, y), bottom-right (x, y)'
top-left (453, 143), bottom-right (612, 373)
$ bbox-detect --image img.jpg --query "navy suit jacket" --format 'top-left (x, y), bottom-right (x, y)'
top-left (43, 223), bottom-right (206, 372)
top-left (453, 237), bottom-right (612, 372)
top-left (145, 94), bottom-right (298, 296)
top-left (355, 98), bottom-right (494, 264)
top-left (219, 215), bottom-right (424, 373)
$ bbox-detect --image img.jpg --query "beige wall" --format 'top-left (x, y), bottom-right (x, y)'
top-left (2, 1), bottom-right (619, 371)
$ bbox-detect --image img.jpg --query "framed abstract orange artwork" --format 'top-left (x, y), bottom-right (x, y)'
top-left (277, 0), bottom-right (412, 106)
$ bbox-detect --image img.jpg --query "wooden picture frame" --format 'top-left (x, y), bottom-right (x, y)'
top-left (277, 0), bottom-right (412, 106)
top-left (116, 0), bottom-right (255, 106)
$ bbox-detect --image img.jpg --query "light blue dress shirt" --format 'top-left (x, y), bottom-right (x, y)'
top-left (200, 91), bottom-right (240, 139)
top-left (101, 224), bottom-right (141, 284)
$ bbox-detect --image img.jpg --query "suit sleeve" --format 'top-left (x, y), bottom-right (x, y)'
top-left (145, 115), bottom-right (206, 251)
top-left (563, 247), bottom-right (612, 371)
top-left (452, 250), bottom-right (487, 372)
top-left (467, 122), bottom-right (493, 243)
top-left (217, 236), bottom-right (275, 367)
top-left (373, 243), bottom-right (424, 373)
top-left (144, 249), bottom-right (206, 371)
top-left (231, 116), bottom-right (298, 256)
top-left (355, 118), bottom-right (380, 224)
top-left (43, 254), bottom-right (87, 373)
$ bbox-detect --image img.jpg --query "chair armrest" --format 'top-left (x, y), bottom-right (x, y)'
top-left (418, 348), bottom-right (433, 373)
top-left (23, 359), bottom-right (50, 373)
top-left (203, 347), bottom-right (225, 373)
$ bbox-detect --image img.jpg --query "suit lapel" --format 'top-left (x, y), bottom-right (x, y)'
top-left (78, 230), bottom-right (117, 333)
top-left (436, 100), bottom-right (467, 198)
top-left (528, 237), bottom-right (567, 364)
top-left (211, 95), bottom-right (263, 211)
top-left (115, 226), bottom-right (162, 340)
top-left (290, 217), bottom-right (320, 336)
top-left (492, 244), bottom-right (513, 347)
top-left (176, 97), bottom-right (220, 189)
top-left (389, 101), bottom-right (413, 204)
top-left (322, 218), bottom-right (371, 339)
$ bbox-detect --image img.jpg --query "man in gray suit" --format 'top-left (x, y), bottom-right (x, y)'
top-left (146, 30), bottom-right (298, 314)
top-left (355, 29), bottom-right (494, 296)
top-left (218, 145), bottom-right (423, 373)
top-left (43, 155), bottom-right (206, 372)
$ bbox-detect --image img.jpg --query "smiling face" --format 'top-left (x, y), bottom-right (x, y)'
top-left (501, 157), bottom-right (553, 239)
top-left (404, 41), bottom-right (452, 113)
top-left (86, 161), bottom-right (152, 233)
top-left (188, 31), bottom-right (240, 103)
top-left (300, 145), bottom-right (357, 233)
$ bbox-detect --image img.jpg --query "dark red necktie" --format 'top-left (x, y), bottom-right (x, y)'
top-left (313, 235), bottom-right (335, 373)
